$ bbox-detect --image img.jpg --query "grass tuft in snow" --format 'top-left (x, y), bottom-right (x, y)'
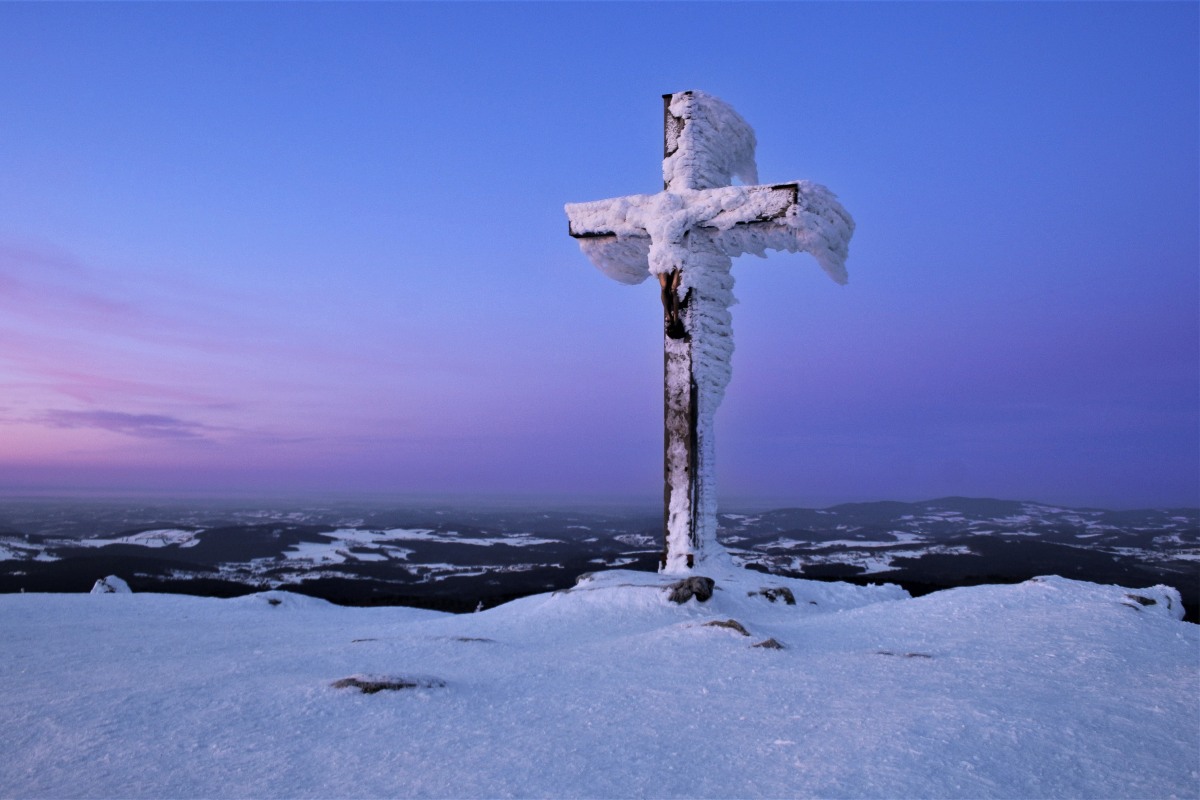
top-left (330, 675), bottom-right (447, 694)
top-left (752, 637), bottom-right (786, 650)
top-left (703, 618), bottom-right (750, 636)
top-left (747, 586), bottom-right (796, 605)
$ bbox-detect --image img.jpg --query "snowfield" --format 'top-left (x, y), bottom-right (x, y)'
top-left (75, 528), bottom-right (202, 549)
top-left (1, 568), bottom-right (1196, 799)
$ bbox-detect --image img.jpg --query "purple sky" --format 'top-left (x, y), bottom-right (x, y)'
top-left (0, 3), bottom-right (1196, 508)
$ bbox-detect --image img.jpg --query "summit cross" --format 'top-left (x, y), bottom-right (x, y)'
top-left (565, 91), bottom-right (854, 573)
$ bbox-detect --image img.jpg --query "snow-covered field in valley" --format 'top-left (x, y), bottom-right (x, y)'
top-left (1, 568), bottom-right (1196, 799)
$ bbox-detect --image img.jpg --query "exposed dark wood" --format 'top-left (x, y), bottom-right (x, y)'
top-left (567, 224), bottom-right (616, 240)
top-left (659, 270), bottom-right (689, 340)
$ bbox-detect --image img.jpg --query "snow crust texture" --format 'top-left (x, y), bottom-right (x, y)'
top-left (2, 571), bottom-right (1196, 799)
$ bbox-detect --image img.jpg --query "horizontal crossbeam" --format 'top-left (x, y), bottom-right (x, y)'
top-left (567, 183), bottom-right (799, 240)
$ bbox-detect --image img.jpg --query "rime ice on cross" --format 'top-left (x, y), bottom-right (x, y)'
top-left (565, 91), bottom-right (854, 574)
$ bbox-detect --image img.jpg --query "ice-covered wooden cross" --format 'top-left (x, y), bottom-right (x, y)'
top-left (565, 91), bottom-right (854, 573)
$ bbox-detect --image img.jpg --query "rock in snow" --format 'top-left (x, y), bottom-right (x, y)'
top-left (666, 575), bottom-right (716, 604)
top-left (0, 569), bottom-right (1195, 798)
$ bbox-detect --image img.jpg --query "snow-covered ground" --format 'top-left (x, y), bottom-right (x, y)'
top-left (741, 544), bottom-right (977, 576)
top-left (277, 528), bottom-right (562, 566)
top-left (74, 528), bottom-right (202, 549)
top-left (1, 568), bottom-right (1196, 798)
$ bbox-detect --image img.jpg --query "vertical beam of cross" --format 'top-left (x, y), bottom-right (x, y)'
top-left (660, 248), bottom-right (700, 571)
top-left (565, 91), bottom-right (854, 574)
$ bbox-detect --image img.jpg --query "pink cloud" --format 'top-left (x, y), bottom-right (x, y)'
top-left (0, 242), bottom-right (241, 352)
top-left (40, 409), bottom-right (212, 440)
top-left (0, 238), bottom-right (510, 477)
top-left (0, 239), bottom-right (395, 376)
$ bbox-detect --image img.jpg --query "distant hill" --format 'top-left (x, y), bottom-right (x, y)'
top-left (0, 497), bottom-right (1195, 620)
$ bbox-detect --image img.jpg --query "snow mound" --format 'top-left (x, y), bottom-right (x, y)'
top-left (568, 567), bottom-right (906, 612)
top-left (229, 590), bottom-right (336, 610)
top-left (1029, 574), bottom-right (1184, 619)
top-left (90, 575), bottom-right (131, 594)
top-left (2, 569), bottom-right (1195, 798)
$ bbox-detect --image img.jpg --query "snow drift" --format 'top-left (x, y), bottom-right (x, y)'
top-left (1, 569), bottom-right (1195, 798)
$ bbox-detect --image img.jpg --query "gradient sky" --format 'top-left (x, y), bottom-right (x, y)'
top-left (0, 2), bottom-right (1196, 508)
